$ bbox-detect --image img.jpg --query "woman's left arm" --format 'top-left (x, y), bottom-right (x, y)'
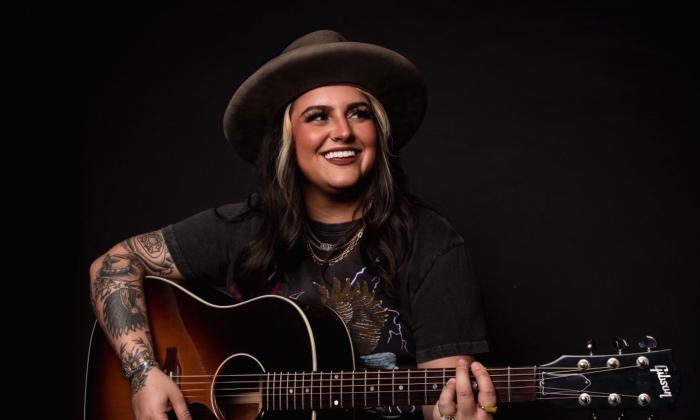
top-left (417, 355), bottom-right (496, 420)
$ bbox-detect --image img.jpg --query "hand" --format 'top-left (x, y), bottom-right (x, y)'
top-left (432, 359), bottom-right (497, 420)
top-left (131, 367), bottom-right (192, 420)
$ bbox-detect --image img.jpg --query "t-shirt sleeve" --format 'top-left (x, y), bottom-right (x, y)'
top-left (410, 242), bottom-right (489, 364)
top-left (161, 203), bottom-right (248, 286)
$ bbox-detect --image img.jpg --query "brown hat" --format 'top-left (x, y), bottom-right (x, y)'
top-left (223, 29), bottom-right (427, 164)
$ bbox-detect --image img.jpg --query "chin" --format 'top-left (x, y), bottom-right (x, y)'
top-left (325, 177), bottom-right (365, 192)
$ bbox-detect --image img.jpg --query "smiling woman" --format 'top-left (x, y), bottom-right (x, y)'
top-left (290, 85), bottom-right (379, 220)
top-left (88, 30), bottom-right (492, 420)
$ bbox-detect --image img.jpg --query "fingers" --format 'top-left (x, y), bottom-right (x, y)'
top-left (471, 361), bottom-right (497, 407)
top-left (455, 358), bottom-right (476, 414)
top-left (170, 391), bottom-right (193, 420)
top-left (436, 378), bottom-right (457, 418)
top-left (151, 413), bottom-right (169, 420)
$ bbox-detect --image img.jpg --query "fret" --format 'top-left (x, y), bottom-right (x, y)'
top-left (507, 366), bottom-right (511, 403)
top-left (266, 372), bottom-right (270, 411)
top-left (272, 372), bottom-right (276, 411)
top-left (407, 368), bottom-right (410, 406)
top-left (424, 368), bottom-right (427, 405)
top-left (351, 370), bottom-right (355, 407)
top-left (301, 372), bottom-right (305, 410)
top-left (286, 372), bottom-right (289, 410)
top-left (320, 371), bottom-right (325, 409)
top-left (340, 371), bottom-right (344, 407)
top-left (430, 368), bottom-right (444, 401)
top-left (391, 368), bottom-right (395, 406)
top-left (376, 370), bottom-right (381, 407)
top-left (278, 372), bottom-right (283, 411)
top-left (293, 372), bottom-right (297, 410)
top-left (532, 366), bottom-right (544, 398)
top-left (310, 371), bottom-right (314, 409)
top-left (364, 370), bottom-right (367, 408)
top-left (493, 365), bottom-right (536, 403)
top-left (329, 371), bottom-right (333, 408)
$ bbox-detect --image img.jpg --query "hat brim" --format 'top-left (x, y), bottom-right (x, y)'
top-left (223, 41), bottom-right (427, 164)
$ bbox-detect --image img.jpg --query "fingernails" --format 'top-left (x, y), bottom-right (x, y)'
top-left (471, 361), bottom-right (483, 370)
top-left (447, 378), bottom-right (456, 384)
top-left (457, 358), bottom-right (466, 366)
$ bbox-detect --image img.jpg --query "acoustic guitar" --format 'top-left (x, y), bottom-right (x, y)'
top-left (84, 276), bottom-right (679, 419)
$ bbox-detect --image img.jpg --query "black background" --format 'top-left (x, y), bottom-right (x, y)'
top-left (40, 3), bottom-right (696, 419)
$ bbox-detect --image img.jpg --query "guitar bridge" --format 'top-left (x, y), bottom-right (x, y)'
top-left (162, 347), bottom-right (182, 385)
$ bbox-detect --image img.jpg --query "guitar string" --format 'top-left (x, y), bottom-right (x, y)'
top-left (181, 383), bottom-right (553, 393)
top-left (181, 385), bottom-right (621, 396)
top-left (171, 365), bottom-right (638, 385)
top-left (178, 387), bottom-right (639, 402)
top-left (168, 364), bottom-right (620, 380)
top-left (175, 376), bottom-right (576, 387)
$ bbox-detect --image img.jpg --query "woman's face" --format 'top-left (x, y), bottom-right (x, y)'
top-left (290, 84), bottom-right (378, 197)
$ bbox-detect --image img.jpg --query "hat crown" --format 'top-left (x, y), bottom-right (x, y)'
top-left (281, 30), bottom-right (347, 54)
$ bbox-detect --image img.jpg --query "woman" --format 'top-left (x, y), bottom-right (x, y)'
top-left (89, 29), bottom-right (497, 420)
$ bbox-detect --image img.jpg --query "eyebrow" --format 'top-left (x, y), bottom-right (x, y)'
top-left (299, 101), bottom-right (370, 117)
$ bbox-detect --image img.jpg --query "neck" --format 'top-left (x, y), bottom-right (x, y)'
top-left (303, 186), bottom-right (365, 224)
top-left (256, 366), bottom-right (538, 411)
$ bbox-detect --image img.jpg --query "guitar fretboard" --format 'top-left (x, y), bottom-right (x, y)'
top-left (258, 367), bottom-right (536, 411)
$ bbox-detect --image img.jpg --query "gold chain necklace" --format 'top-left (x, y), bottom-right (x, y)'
top-left (305, 225), bottom-right (364, 266)
top-left (305, 226), bottom-right (339, 251)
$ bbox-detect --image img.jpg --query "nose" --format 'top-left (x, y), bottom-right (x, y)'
top-left (330, 114), bottom-right (353, 142)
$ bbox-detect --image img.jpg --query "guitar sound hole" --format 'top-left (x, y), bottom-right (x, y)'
top-left (213, 354), bottom-right (265, 420)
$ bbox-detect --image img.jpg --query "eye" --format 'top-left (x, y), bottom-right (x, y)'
top-left (305, 111), bottom-right (327, 122)
top-left (350, 107), bottom-right (372, 120)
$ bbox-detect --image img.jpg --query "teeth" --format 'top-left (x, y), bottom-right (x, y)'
top-left (324, 150), bottom-right (357, 159)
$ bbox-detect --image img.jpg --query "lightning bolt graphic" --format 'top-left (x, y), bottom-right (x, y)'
top-left (350, 266), bottom-right (368, 285)
top-left (288, 290), bottom-right (305, 300)
top-left (386, 308), bottom-right (408, 352)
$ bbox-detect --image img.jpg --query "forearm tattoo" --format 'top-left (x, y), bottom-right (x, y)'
top-left (121, 231), bottom-right (175, 276)
top-left (93, 253), bottom-right (148, 339)
top-left (120, 338), bottom-right (156, 394)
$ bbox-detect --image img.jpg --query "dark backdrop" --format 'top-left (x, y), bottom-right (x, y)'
top-left (57, 3), bottom-right (695, 419)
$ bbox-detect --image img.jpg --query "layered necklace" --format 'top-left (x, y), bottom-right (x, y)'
top-left (304, 220), bottom-right (365, 266)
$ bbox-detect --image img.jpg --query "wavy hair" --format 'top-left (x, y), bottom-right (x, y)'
top-left (232, 86), bottom-right (420, 299)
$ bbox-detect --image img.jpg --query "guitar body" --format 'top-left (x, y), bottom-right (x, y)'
top-left (84, 276), bottom-right (357, 420)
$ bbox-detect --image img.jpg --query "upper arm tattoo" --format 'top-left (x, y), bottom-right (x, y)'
top-left (121, 230), bottom-right (175, 276)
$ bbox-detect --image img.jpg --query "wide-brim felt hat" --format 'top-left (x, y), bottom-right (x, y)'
top-left (223, 29), bottom-right (427, 164)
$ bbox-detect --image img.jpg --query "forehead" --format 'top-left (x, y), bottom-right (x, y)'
top-left (292, 84), bottom-right (368, 111)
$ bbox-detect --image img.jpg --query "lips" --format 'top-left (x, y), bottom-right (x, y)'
top-left (321, 148), bottom-right (361, 165)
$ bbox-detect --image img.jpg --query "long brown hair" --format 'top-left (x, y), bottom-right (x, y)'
top-left (232, 86), bottom-right (420, 299)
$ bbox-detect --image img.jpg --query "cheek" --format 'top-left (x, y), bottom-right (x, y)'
top-left (363, 149), bottom-right (378, 172)
top-left (292, 127), bottom-right (322, 156)
top-left (362, 129), bottom-right (379, 169)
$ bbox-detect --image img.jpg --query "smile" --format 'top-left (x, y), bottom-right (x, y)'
top-left (323, 149), bottom-right (358, 160)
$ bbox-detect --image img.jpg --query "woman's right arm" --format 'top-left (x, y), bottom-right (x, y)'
top-left (89, 229), bottom-right (192, 420)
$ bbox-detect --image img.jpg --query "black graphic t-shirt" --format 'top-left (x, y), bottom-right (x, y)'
top-left (162, 200), bottom-right (489, 418)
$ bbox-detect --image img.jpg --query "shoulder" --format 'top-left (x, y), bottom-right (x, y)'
top-left (212, 201), bottom-right (256, 222)
top-left (209, 193), bottom-right (263, 224)
top-left (413, 204), bottom-right (465, 251)
top-left (166, 195), bottom-right (263, 237)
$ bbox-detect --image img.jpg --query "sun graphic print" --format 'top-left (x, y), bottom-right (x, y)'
top-left (313, 277), bottom-right (389, 355)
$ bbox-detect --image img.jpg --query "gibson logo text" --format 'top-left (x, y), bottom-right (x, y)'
top-left (650, 365), bottom-right (673, 398)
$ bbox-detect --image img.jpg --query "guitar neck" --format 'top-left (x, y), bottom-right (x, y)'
top-left (260, 366), bottom-right (536, 411)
